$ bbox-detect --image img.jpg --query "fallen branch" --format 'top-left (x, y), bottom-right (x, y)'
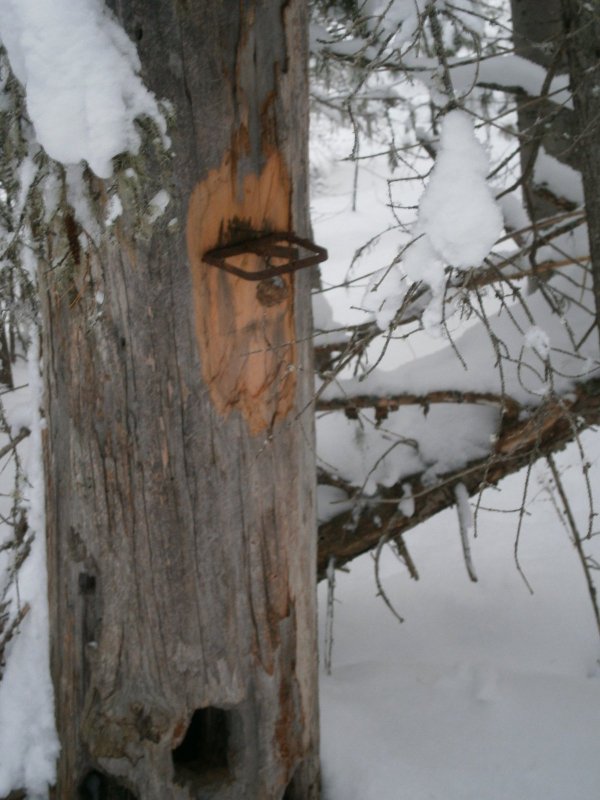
top-left (316, 390), bottom-right (520, 421)
top-left (317, 377), bottom-right (600, 578)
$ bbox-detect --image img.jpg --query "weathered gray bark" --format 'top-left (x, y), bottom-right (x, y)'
top-left (41, 2), bottom-right (319, 798)
top-left (561, 0), bottom-right (600, 349)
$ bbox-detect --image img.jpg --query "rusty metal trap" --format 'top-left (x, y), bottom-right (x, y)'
top-left (203, 232), bottom-right (328, 281)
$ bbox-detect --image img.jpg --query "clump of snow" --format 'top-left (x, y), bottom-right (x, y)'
top-left (498, 192), bottom-right (531, 239)
top-left (0, 0), bottom-right (168, 178)
top-left (313, 291), bottom-right (336, 332)
top-left (323, 257), bottom-right (597, 411)
top-left (534, 147), bottom-right (584, 205)
top-left (318, 485), bottom-right (354, 523)
top-left (525, 326), bottom-right (551, 360)
top-left (403, 111), bottom-right (503, 291)
top-left (362, 0), bottom-right (429, 50)
top-left (65, 164), bottom-right (101, 243)
top-left (317, 404), bottom-right (499, 494)
top-left (105, 193), bottom-right (123, 227)
top-left (313, 291), bottom-right (350, 348)
top-left (363, 265), bottom-right (408, 330)
top-left (16, 153), bottom-right (38, 217)
top-left (146, 189), bottom-right (171, 224)
top-left (450, 53), bottom-right (573, 109)
top-left (398, 482), bottom-right (415, 517)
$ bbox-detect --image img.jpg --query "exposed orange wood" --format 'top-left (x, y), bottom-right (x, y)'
top-left (187, 150), bottom-right (296, 435)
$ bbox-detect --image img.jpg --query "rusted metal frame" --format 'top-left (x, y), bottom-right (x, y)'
top-left (203, 231), bottom-right (328, 281)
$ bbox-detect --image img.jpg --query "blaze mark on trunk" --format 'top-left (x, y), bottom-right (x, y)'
top-left (186, 150), bottom-right (296, 435)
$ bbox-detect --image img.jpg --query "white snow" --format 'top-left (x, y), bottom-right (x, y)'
top-left (0, 0), bottom-right (167, 178)
top-left (402, 51), bottom-right (573, 109)
top-left (454, 481), bottom-right (473, 533)
top-left (403, 111), bottom-right (504, 290)
top-left (318, 484), bottom-right (354, 523)
top-left (0, 342), bottom-right (58, 799)
top-left (321, 255), bottom-right (598, 413)
top-left (452, 54), bottom-right (573, 108)
top-left (533, 147), bottom-right (584, 205)
top-left (0, 3), bottom-right (597, 797)
top-left (146, 189), bottom-right (171, 224)
top-left (65, 164), bottom-right (101, 243)
top-left (317, 403), bottom-right (499, 493)
top-left (105, 193), bottom-right (123, 227)
top-left (398, 482), bottom-right (415, 517)
top-left (524, 326), bottom-right (551, 360)
top-left (319, 436), bottom-right (600, 800)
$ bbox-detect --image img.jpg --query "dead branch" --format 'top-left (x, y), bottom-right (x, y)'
top-left (317, 389), bottom-right (520, 420)
top-left (0, 427), bottom-right (30, 462)
top-left (0, 602), bottom-right (30, 674)
top-left (317, 376), bottom-right (600, 578)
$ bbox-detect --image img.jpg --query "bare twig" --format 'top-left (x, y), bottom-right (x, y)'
top-left (547, 454), bottom-right (600, 640)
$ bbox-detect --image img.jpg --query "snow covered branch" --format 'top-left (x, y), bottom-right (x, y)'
top-left (318, 376), bottom-right (600, 578)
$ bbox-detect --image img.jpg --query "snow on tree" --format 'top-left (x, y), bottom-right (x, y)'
top-left (311, 0), bottom-right (600, 624)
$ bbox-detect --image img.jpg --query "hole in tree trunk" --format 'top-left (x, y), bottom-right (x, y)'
top-left (78, 770), bottom-right (138, 800)
top-left (282, 762), bottom-right (303, 800)
top-left (172, 706), bottom-right (232, 789)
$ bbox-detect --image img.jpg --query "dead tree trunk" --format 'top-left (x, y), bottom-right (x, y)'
top-left (41, 2), bottom-right (319, 798)
top-left (510, 0), bottom-right (577, 219)
top-left (561, 0), bottom-right (600, 348)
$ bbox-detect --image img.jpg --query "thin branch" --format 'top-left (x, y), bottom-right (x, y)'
top-left (0, 427), bottom-right (30, 461)
top-left (317, 389), bottom-right (520, 420)
top-left (547, 454), bottom-right (600, 640)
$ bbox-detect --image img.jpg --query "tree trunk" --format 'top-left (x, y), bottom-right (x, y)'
top-left (561, 0), bottom-right (600, 349)
top-left (41, 2), bottom-right (319, 798)
top-left (510, 0), bottom-right (576, 219)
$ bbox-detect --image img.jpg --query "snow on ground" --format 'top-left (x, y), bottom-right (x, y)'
top-left (318, 435), bottom-right (600, 800)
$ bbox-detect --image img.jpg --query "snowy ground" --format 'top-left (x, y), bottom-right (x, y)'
top-left (318, 440), bottom-right (600, 800)
top-left (313, 116), bottom-right (600, 800)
